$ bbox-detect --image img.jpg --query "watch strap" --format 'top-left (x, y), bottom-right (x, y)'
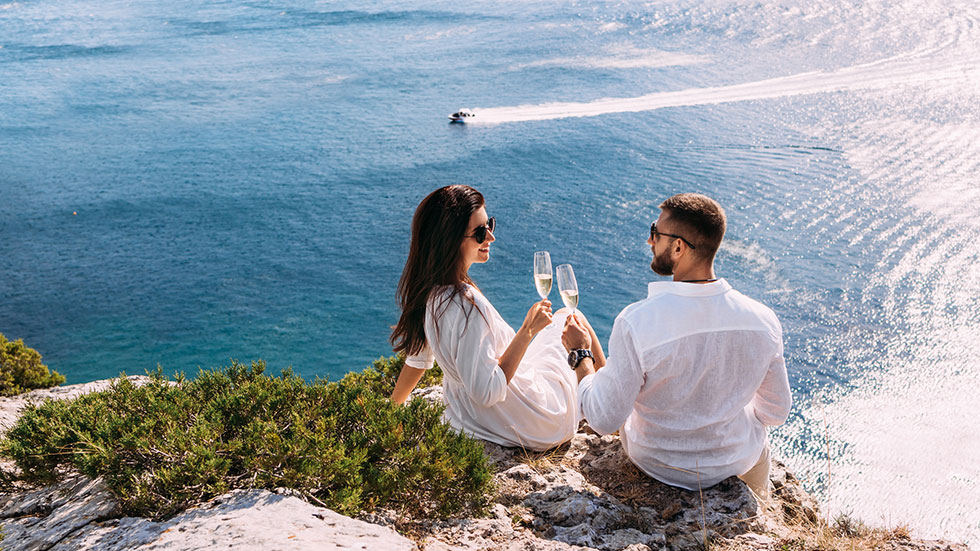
top-left (567, 348), bottom-right (594, 370)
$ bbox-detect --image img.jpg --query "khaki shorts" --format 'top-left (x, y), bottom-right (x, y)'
top-left (737, 443), bottom-right (771, 501)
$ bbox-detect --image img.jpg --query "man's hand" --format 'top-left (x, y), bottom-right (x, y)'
top-left (562, 314), bottom-right (591, 353)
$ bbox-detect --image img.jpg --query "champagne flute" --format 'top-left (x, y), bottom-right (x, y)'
top-left (556, 264), bottom-right (579, 313)
top-left (533, 251), bottom-right (552, 300)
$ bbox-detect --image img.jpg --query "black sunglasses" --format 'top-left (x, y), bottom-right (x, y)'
top-left (650, 221), bottom-right (696, 250)
top-left (467, 217), bottom-right (496, 244)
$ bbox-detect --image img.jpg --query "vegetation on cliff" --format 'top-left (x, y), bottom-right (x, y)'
top-left (0, 333), bottom-right (65, 397)
top-left (0, 356), bottom-right (491, 520)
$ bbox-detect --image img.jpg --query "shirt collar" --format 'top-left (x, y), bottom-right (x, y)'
top-left (647, 278), bottom-right (732, 298)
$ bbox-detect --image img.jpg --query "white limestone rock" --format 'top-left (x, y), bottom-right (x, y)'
top-left (410, 384), bottom-right (444, 406)
top-left (2, 486), bottom-right (416, 551)
top-left (417, 429), bottom-right (766, 551)
top-left (0, 476), bottom-right (121, 551)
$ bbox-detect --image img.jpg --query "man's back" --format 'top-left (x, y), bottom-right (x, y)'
top-left (579, 279), bottom-right (791, 490)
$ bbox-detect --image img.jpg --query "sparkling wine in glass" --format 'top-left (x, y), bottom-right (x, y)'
top-left (556, 264), bottom-right (579, 312)
top-left (533, 251), bottom-right (552, 299)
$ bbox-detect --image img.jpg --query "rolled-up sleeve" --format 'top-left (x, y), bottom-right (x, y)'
top-left (750, 345), bottom-right (792, 426)
top-left (579, 316), bottom-right (644, 435)
top-left (454, 304), bottom-right (508, 407)
top-left (404, 343), bottom-right (435, 370)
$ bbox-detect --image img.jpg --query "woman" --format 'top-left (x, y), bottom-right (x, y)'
top-left (390, 185), bottom-right (605, 451)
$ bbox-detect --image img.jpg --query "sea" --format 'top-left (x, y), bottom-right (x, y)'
top-left (1, 0), bottom-right (978, 544)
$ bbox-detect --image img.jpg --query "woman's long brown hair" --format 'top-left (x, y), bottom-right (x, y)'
top-left (391, 185), bottom-right (485, 356)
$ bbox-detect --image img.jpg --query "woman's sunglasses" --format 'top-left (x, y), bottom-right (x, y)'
top-left (467, 217), bottom-right (496, 244)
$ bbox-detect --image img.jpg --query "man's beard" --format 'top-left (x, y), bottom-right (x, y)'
top-left (651, 247), bottom-right (675, 276)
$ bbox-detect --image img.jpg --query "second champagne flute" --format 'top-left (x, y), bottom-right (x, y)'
top-left (556, 264), bottom-right (579, 313)
top-left (533, 251), bottom-right (552, 299)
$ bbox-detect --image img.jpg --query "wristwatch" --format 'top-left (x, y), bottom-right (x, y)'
top-left (567, 348), bottom-right (594, 370)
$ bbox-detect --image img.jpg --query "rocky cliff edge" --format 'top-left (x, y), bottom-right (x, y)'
top-left (0, 380), bottom-right (969, 551)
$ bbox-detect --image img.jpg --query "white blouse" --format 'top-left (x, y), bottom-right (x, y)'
top-left (406, 284), bottom-right (579, 451)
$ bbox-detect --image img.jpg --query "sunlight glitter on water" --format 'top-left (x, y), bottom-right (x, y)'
top-left (776, 115), bottom-right (980, 545)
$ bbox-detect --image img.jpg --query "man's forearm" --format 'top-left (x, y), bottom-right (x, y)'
top-left (574, 357), bottom-right (595, 382)
top-left (576, 358), bottom-right (632, 435)
top-left (585, 326), bottom-right (606, 369)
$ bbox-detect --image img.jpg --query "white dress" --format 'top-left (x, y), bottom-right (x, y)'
top-left (405, 284), bottom-right (579, 451)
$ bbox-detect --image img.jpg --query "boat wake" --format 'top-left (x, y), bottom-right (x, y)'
top-left (471, 53), bottom-right (979, 124)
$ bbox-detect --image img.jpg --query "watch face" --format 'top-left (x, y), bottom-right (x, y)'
top-left (567, 350), bottom-right (579, 368)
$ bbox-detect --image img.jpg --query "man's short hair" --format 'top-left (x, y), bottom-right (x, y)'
top-left (658, 193), bottom-right (726, 260)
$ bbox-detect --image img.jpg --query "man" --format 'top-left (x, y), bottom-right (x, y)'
top-left (562, 193), bottom-right (791, 500)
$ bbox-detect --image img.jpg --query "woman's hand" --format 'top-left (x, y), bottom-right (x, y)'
top-left (520, 299), bottom-right (554, 338)
top-left (499, 299), bottom-right (553, 384)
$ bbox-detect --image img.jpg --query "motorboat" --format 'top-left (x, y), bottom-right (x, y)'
top-left (448, 109), bottom-right (475, 123)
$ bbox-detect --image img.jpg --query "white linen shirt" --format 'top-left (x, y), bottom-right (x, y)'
top-left (578, 279), bottom-right (792, 490)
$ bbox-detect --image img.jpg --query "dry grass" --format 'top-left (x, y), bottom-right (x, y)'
top-left (518, 443), bottom-right (569, 474)
top-left (712, 497), bottom-right (917, 551)
top-left (774, 514), bottom-right (914, 551)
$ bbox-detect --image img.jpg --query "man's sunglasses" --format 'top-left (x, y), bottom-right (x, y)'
top-left (650, 222), bottom-right (696, 250)
top-left (468, 217), bottom-right (496, 244)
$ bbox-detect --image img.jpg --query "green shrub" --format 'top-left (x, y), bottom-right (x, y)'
top-left (0, 333), bottom-right (65, 396)
top-left (341, 353), bottom-right (443, 397)
top-left (0, 360), bottom-right (490, 520)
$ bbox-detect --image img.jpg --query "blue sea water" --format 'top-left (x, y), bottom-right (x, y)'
top-left (2, 0), bottom-right (979, 543)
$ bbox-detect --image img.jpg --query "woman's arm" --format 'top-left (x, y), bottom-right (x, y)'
top-left (497, 299), bottom-right (554, 383)
top-left (391, 343), bottom-right (435, 405)
top-left (496, 327), bottom-right (534, 384)
top-left (391, 365), bottom-right (427, 404)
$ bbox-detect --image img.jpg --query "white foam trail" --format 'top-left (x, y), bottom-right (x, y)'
top-left (516, 47), bottom-right (710, 70)
top-left (472, 55), bottom-right (979, 124)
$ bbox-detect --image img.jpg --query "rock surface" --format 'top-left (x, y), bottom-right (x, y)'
top-left (0, 380), bottom-right (972, 551)
top-left (410, 430), bottom-right (778, 551)
top-left (0, 481), bottom-right (415, 551)
top-left (0, 476), bottom-right (121, 551)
